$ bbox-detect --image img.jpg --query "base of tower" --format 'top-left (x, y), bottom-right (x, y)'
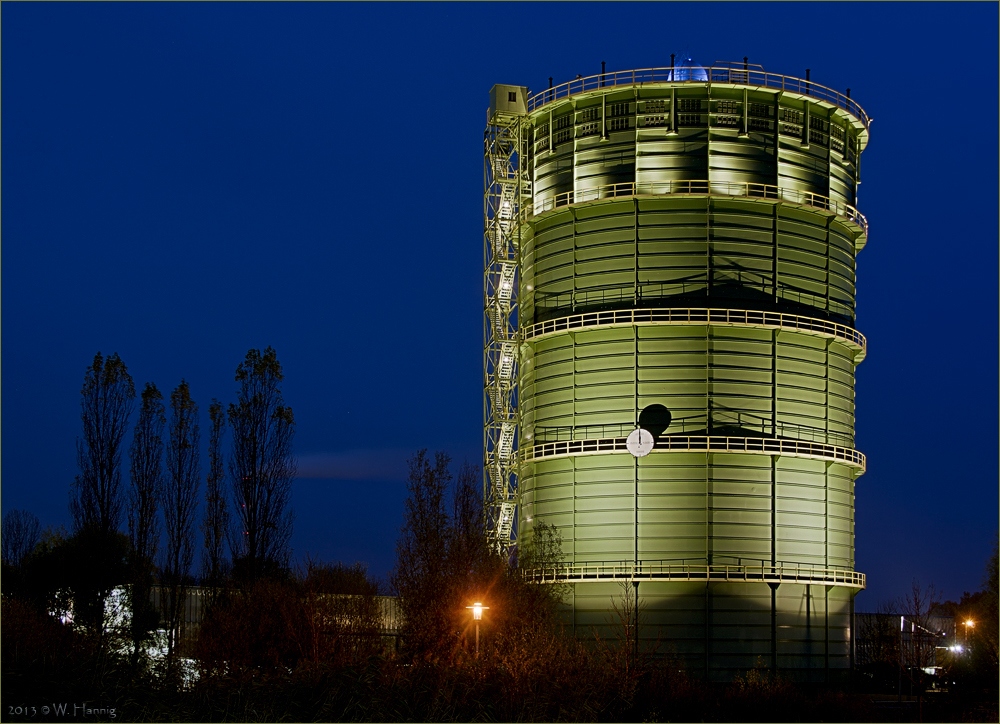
top-left (556, 579), bottom-right (857, 683)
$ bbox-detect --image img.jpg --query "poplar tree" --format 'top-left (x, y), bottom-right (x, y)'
top-left (162, 380), bottom-right (200, 671)
top-left (68, 352), bottom-right (135, 641)
top-left (228, 347), bottom-right (295, 581)
top-left (202, 400), bottom-right (229, 594)
top-left (127, 382), bottom-right (165, 664)
top-left (129, 383), bottom-right (165, 567)
top-left (71, 352), bottom-right (135, 535)
top-left (391, 450), bottom-right (452, 656)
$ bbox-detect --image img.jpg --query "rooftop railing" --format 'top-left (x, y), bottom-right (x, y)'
top-left (526, 66), bottom-right (870, 131)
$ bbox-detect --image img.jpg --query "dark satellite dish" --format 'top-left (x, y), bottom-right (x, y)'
top-left (639, 404), bottom-right (672, 439)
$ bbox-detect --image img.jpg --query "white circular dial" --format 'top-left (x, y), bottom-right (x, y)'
top-left (626, 428), bottom-right (655, 458)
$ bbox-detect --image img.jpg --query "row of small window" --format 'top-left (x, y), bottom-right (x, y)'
top-left (783, 109), bottom-right (837, 129)
top-left (533, 127), bottom-right (573, 152)
top-left (641, 114), bottom-right (772, 130)
top-left (778, 125), bottom-right (859, 155)
top-left (779, 109), bottom-right (837, 131)
top-left (540, 110), bottom-right (774, 132)
top-left (576, 102), bottom-right (632, 122)
top-left (537, 114), bottom-right (774, 143)
top-left (534, 105), bottom-right (854, 153)
top-left (541, 100), bottom-right (816, 131)
top-left (538, 103), bottom-right (636, 135)
top-left (641, 99), bottom-right (771, 116)
top-left (536, 117), bottom-right (633, 149)
top-left (535, 124), bottom-right (856, 160)
top-left (547, 101), bottom-right (852, 137)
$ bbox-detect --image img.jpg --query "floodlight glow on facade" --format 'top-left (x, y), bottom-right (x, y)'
top-left (484, 59), bottom-right (871, 682)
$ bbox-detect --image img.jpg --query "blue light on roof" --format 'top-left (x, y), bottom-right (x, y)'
top-left (669, 54), bottom-right (708, 82)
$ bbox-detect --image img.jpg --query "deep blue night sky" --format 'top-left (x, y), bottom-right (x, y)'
top-left (3, 2), bottom-right (997, 607)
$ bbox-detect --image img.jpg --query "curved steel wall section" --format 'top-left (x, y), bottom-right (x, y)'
top-left (522, 199), bottom-right (862, 328)
top-left (508, 67), bottom-right (870, 681)
top-left (532, 81), bottom-right (867, 218)
top-left (521, 325), bottom-right (859, 450)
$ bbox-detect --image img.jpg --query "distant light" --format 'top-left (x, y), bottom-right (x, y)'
top-left (965, 619), bottom-right (975, 628)
top-left (949, 645), bottom-right (963, 653)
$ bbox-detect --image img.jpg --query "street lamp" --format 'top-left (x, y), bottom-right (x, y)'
top-left (466, 601), bottom-right (489, 657)
top-left (964, 619), bottom-right (975, 642)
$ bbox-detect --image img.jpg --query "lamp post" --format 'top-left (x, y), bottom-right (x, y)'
top-left (466, 601), bottom-right (489, 657)
top-left (964, 619), bottom-right (974, 642)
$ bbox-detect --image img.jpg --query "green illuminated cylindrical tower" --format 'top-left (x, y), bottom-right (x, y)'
top-left (483, 60), bottom-right (870, 682)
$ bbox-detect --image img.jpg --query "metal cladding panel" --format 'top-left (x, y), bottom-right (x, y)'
top-left (522, 200), bottom-right (858, 327)
top-left (522, 325), bottom-right (856, 448)
top-left (522, 452), bottom-right (856, 570)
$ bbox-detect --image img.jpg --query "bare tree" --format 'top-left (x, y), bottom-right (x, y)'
top-left (228, 347), bottom-right (295, 581)
top-left (449, 461), bottom-right (489, 578)
top-left (517, 518), bottom-right (569, 612)
top-left (392, 452), bottom-right (567, 665)
top-left (856, 600), bottom-right (902, 674)
top-left (901, 579), bottom-right (940, 673)
top-left (608, 580), bottom-right (645, 685)
top-left (978, 538), bottom-right (999, 669)
top-left (71, 352), bottom-right (135, 535)
top-left (162, 380), bottom-right (200, 671)
top-left (202, 400), bottom-right (229, 594)
top-left (300, 561), bottom-right (385, 665)
top-left (127, 382), bottom-right (165, 664)
top-left (518, 519), bottom-right (565, 571)
top-left (392, 450), bottom-right (452, 656)
top-left (1, 509), bottom-right (41, 568)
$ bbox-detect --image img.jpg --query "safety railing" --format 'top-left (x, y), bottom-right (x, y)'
top-left (526, 66), bottom-right (870, 131)
top-left (526, 179), bottom-right (868, 238)
top-left (523, 560), bottom-right (866, 589)
top-left (522, 306), bottom-right (866, 359)
top-left (532, 419), bottom-right (702, 442)
top-left (521, 434), bottom-right (866, 470)
top-left (532, 276), bottom-right (856, 323)
top-left (530, 415), bottom-right (854, 449)
top-left (712, 407), bottom-right (856, 449)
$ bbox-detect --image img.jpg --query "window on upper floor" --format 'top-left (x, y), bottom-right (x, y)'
top-left (608, 101), bottom-right (631, 117)
top-left (607, 116), bottom-right (630, 131)
top-left (779, 108), bottom-right (802, 124)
